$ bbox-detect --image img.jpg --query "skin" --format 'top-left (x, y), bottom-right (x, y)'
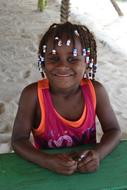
top-left (12, 35), bottom-right (121, 175)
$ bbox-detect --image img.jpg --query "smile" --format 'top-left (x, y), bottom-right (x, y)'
top-left (53, 73), bottom-right (74, 77)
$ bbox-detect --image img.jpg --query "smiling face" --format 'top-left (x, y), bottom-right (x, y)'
top-left (44, 35), bottom-right (87, 92)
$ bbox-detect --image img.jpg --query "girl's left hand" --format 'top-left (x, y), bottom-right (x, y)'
top-left (77, 150), bottom-right (100, 173)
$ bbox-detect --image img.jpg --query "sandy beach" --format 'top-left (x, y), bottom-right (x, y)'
top-left (0, 0), bottom-right (127, 153)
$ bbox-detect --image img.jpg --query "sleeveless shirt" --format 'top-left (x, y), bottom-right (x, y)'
top-left (32, 79), bottom-right (96, 149)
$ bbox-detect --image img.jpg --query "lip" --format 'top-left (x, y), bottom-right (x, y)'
top-left (53, 73), bottom-right (74, 77)
top-left (52, 70), bottom-right (75, 77)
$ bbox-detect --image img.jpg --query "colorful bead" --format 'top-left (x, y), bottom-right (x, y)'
top-left (52, 49), bottom-right (56, 54)
top-left (39, 66), bottom-right (43, 73)
top-left (58, 40), bottom-right (62, 46)
top-left (38, 61), bottom-right (43, 72)
top-left (82, 48), bottom-right (86, 56)
top-left (93, 63), bottom-right (97, 73)
top-left (43, 45), bottom-right (46, 53)
top-left (38, 55), bottom-right (45, 73)
top-left (86, 56), bottom-right (90, 64)
top-left (74, 30), bottom-right (79, 36)
top-left (86, 48), bottom-right (90, 55)
top-left (89, 58), bottom-right (94, 68)
top-left (73, 48), bottom-right (78, 56)
top-left (38, 55), bottom-right (44, 63)
top-left (52, 25), bottom-right (57, 28)
top-left (89, 62), bottom-right (93, 68)
top-left (88, 71), bottom-right (93, 79)
top-left (55, 36), bottom-right (59, 40)
top-left (40, 56), bottom-right (44, 62)
top-left (66, 39), bottom-right (71, 46)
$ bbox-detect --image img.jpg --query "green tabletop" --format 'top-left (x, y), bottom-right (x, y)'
top-left (0, 141), bottom-right (127, 190)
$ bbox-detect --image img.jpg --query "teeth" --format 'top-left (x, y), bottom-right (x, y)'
top-left (54, 74), bottom-right (72, 77)
top-left (56, 74), bottom-right (70, 77)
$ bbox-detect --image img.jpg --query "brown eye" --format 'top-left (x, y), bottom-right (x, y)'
top-left (48, 56), bottom-right (59, 63)
top-left (67, 56), bottom-right (80, 63)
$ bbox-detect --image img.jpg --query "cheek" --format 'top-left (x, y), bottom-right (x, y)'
top-left (78, 62), bottom-right (87, 73)
top-left (44, 63), bottom-right (54, 72)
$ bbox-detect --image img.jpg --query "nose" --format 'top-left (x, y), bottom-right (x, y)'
top-left (57, 57), bottom-right (68, 68)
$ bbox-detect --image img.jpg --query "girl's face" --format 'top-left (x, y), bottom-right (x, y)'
top-left (44, 36), bottom-right (87, 91)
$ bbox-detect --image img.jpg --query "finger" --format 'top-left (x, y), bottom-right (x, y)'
top-left (57, 165), bottom-right (77, 175)
top-left (81, 151), bottom-right (96, 165)
top-left (64, 160), bottom-right (77, 167)
top-left (60, 157), bottom-right (77, 167)
top-left (60, 169), bottom-right (75, 175)
top-left (78, 156), bottom-right (98, 169)
top-left (78, 156), bottom-right (92, 167)
top-left (59, 164), bottom-right (77, 174)
top-left (78, 160), bottom-right (99, 173)
top-left (85, 162), bottom-right (98, 173)
top-left (68, 152), bottom-right (79, 161)
top-left (60, 153), bottom-right (77, 161)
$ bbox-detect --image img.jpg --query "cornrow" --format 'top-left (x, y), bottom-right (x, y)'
top-left (38, 22), bottom-right (97, 80)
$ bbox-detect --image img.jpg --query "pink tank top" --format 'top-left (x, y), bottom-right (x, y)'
top-left (32, 79), bottom-right (96, 149)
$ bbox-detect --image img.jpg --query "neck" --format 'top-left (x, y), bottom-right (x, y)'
top-left (49, 83), bottom-right (81, 98)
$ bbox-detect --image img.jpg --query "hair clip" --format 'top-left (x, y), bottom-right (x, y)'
top-left (66, 39), bottom-right (71, 46)
top-left (52, 49), bottom-right (56, 54)
top-left (73, 48), bottom-right (78, 56)
top-left (43, 45), bottom-right (47, 53)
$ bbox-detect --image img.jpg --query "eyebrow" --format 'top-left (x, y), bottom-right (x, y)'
top-left (47, 51), bottom-right (73, 56)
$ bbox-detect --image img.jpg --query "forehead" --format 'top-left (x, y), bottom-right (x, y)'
top-left (46, 35), bottom-right (82, 53)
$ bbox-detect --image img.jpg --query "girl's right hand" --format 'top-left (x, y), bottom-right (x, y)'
top-left (45, 153), bottom-right (77, 175)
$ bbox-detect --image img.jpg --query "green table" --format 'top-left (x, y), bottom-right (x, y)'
top-left (0, 141), bottom-right (127, 190)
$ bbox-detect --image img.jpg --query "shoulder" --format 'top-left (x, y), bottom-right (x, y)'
top-left (22, 82), bottom-right (38, 95)
top-left (82, 79), bottom-right (107, 101)
top-left (91, 80), bottom-right (110, 107)
top-left (91, 80), bottom-right (105, 90)
top-left (82, 79), bottom-right (104, 91)
top-left (91, 80), bottom-right (108, 96)
top-left (19, 82), bottom-right (38, 107)
top-left (82, 79), bottom-right (108, 100)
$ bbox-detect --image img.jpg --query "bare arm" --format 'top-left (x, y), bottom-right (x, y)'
top-left (77, 81), bottom-right (121, 173)
top-left (93, 81), bottom-right (121, 160)
top-left (11, 83), bottom-right (77, 175)
top-left (11, 83), bottom-right (48, 166)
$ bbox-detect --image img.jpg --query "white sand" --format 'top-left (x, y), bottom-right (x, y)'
top-left (0, 0), bottom-right (127, 153)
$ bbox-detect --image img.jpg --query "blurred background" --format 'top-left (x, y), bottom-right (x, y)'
top-left (0, 0), bottom-right (127, 153)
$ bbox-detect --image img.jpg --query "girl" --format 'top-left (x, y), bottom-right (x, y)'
top-left (12, 22), bottom-right (121, 175)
